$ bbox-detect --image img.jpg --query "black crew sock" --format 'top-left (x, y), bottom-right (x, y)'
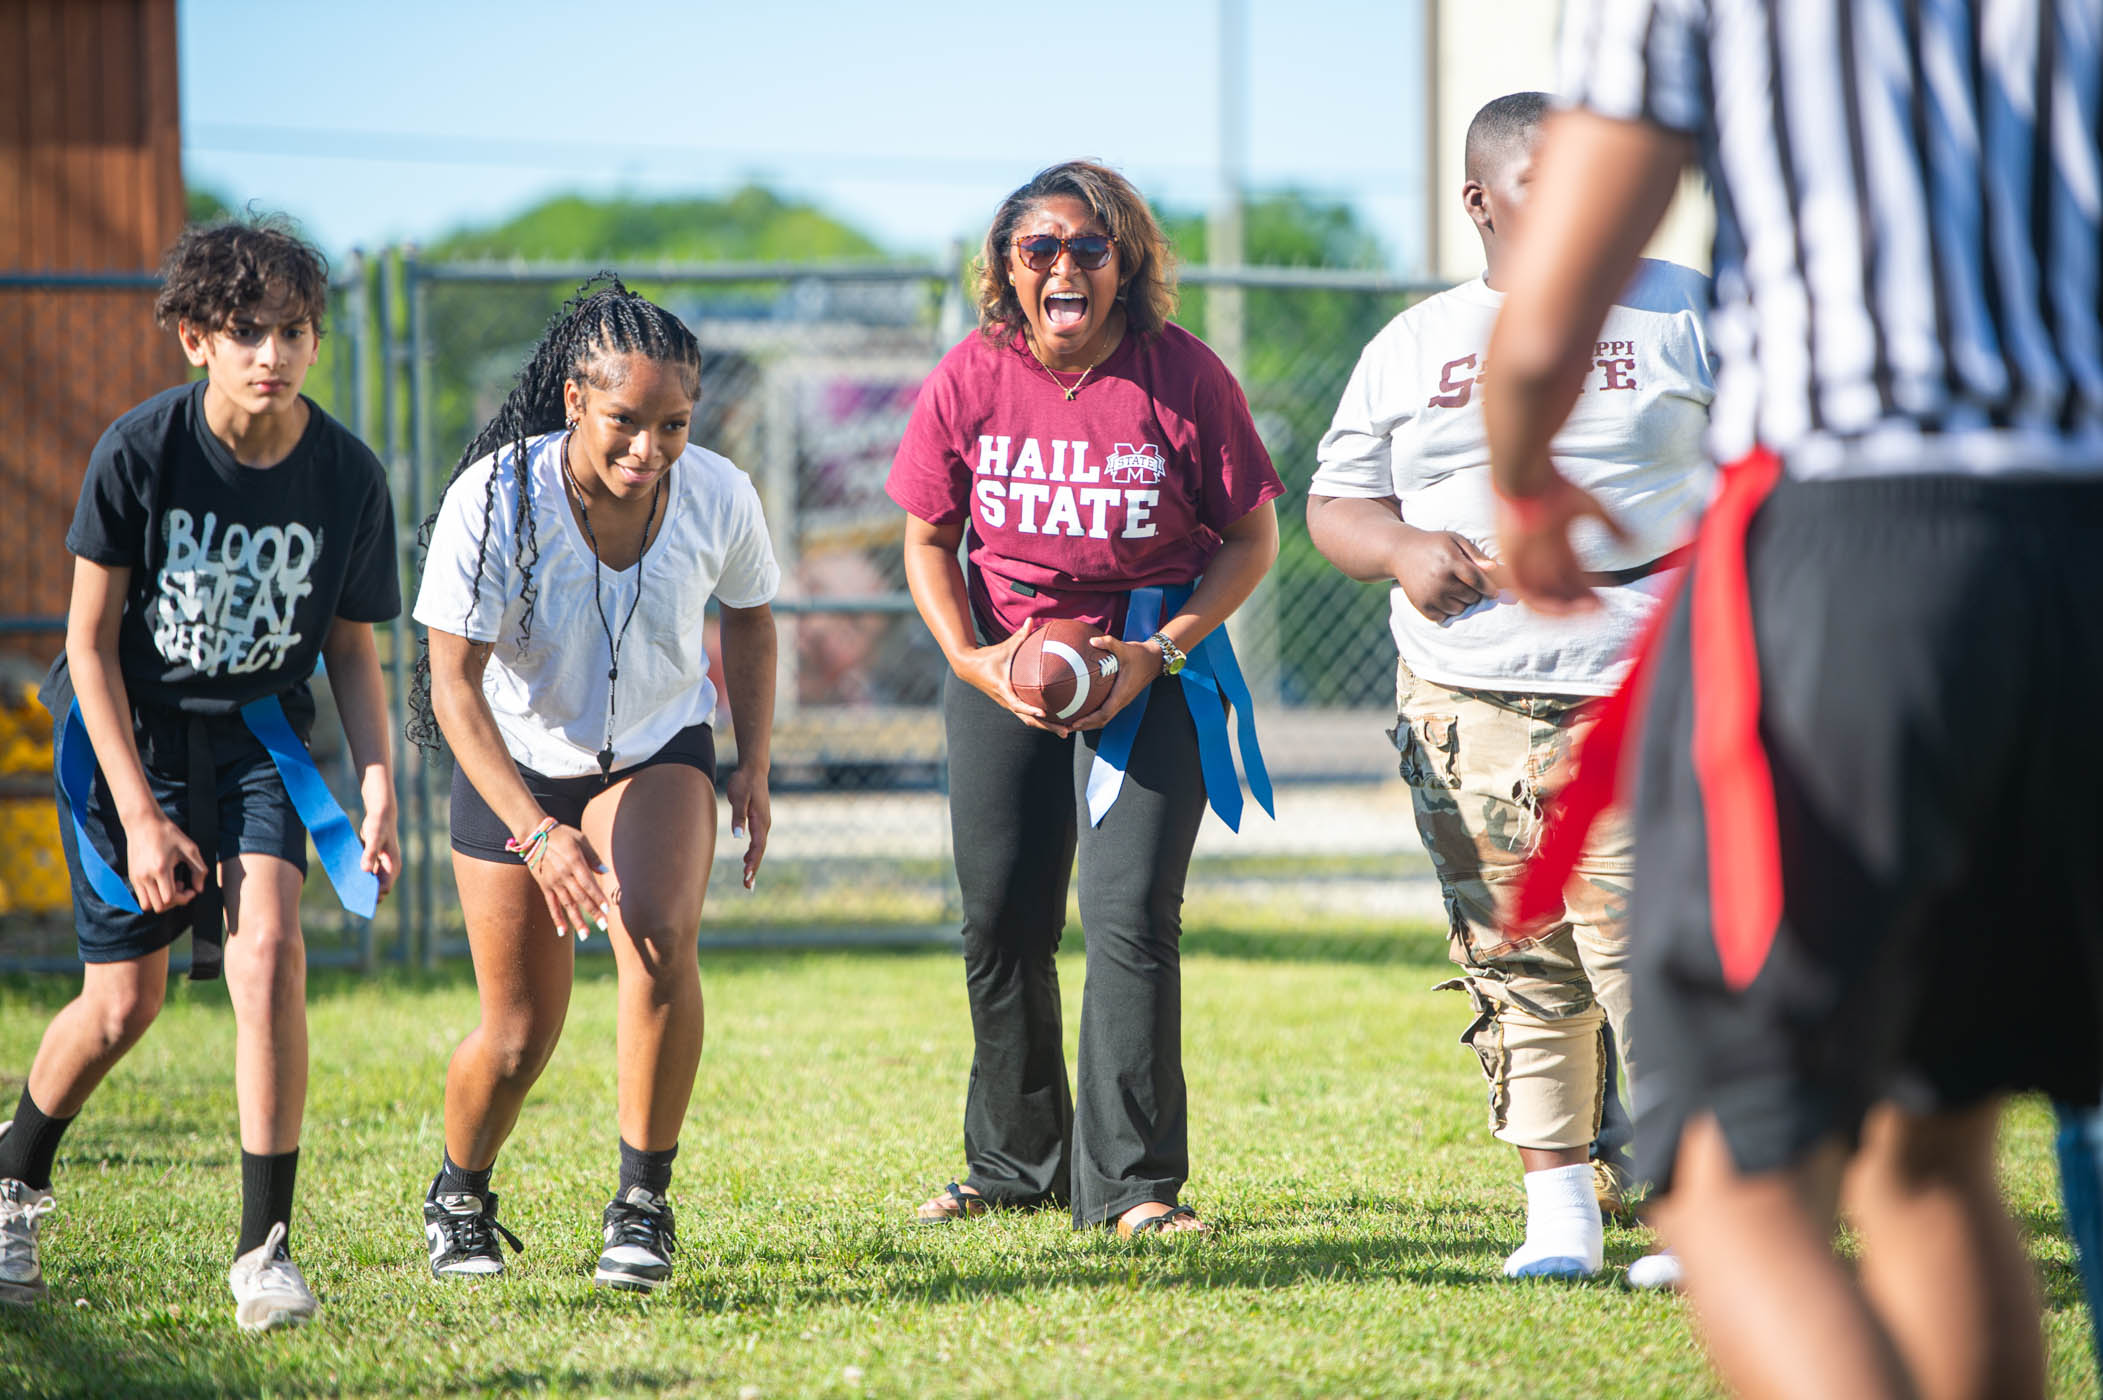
top-left (0, 1088), bottom-right (74, 1192)
top-left (237, 1148), bottom-right (299, 1258)
top-left (618, 1139), bottom-right (677, 1198)
top-left (430, 1151), bottom-right (494, 1203)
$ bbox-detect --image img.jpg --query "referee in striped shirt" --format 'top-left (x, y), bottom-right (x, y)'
top-left (1482, 3), bottom-right (2101, 1396)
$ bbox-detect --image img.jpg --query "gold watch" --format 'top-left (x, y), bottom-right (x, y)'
top-left (1149, 631), bottom-right (1187, 677)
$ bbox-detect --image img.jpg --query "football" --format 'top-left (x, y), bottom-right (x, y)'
top-left (1009, 618), bottom-right (1120, 723)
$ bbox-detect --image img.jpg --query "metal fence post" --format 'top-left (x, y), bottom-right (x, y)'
top-left (378, 249), bottom-right (418, 968)
top-left (938, 239), bottom-right (968, 346)
top-left (762, 370), bottom-right (801, 720)
top-left (405, 246), bottom-right (440, 971)
top-left (345, 250), bottom-right (378, 974)
top-left (936, 242), bottom-right (966, 926)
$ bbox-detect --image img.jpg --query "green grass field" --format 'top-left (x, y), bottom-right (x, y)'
top-left (1, 919), bottom-right (2095, 1399)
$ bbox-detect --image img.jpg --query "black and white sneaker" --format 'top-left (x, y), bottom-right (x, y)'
top-left (593, 1186), bottom-right (675, 1292)
top-left (424, 1190), bottom-right (523, 1280)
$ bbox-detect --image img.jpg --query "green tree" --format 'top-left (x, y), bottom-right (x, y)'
top-left (185, 186), bottom-right (233, 224)
top-left (405, 185), bottom-right (896, 492)
top-left (426, 185), bottom-right (886, 264)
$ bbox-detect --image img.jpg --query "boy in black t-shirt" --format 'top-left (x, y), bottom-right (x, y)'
top-left (0, 219), bottom-right (401, 1333)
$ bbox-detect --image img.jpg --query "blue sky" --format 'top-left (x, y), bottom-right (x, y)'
top-left (179, 0), bottom-right (1428, 268)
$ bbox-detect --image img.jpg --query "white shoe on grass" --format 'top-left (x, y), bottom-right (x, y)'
top-left (227, 1221), bottom-right (318, 1332)
top-left (1626, 1249), bottom-right (1685, 1290)
top-left (0, 1169), bottom-right (55, 1306)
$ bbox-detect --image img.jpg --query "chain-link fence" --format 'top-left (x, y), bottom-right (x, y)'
top-left (0, 255), bottom-right (1447, 973)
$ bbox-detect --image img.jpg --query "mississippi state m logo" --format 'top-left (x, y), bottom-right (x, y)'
top-left (1105, 443), bottom-right (1166, 485)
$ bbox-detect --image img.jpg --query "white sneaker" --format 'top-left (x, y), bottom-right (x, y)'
top-left (0, 1171), bottom-right (55, 1306)
top-left (1626, 1249), bottom-right (1685, 1291)
top-left (227, 1221), bottom-right (318, 1332)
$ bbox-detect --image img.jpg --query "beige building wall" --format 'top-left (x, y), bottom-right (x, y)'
top-left (1427, 0), bottom-right (1711, 282)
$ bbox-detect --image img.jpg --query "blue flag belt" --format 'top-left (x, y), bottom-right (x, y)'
top-left (1084, 583), bottom-right (1275, 831)
top-left (56, 692), bottom-right (378, 976)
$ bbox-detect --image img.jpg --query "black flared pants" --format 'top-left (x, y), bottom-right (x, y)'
top-left (943, 671), bottom-right (1208, 1227)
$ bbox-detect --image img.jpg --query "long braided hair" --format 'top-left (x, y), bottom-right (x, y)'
top-left (405, 274), bottom-right (703, 755)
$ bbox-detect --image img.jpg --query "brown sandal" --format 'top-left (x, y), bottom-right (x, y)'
top-left (1115, 1203), bottom-right (1205, 1239)
top-left (915, 1181), bottom-right (990, 1224)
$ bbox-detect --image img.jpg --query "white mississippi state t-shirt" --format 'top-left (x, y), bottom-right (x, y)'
top-left (414, 432), bottom-right (780, 777)
top-left (1312, 259), bottom-right (1715, 697)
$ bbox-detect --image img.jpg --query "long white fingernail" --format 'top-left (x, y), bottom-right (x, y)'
top-left (732, 826), bottom-right (744, 839)
top-left (594, 915), bottom-right (608, 932)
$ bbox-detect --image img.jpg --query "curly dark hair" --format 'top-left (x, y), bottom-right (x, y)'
top-left (404, 274), bottom-right (704, 756)
top-left (153, 214), bottom-right (330, 336)
top-left (974, 161), bottom-right (1178, 346)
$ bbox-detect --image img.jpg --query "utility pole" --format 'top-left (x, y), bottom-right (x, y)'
top-left (1213, 0), bottom-right (1278, 705)
top-left (1210, 0), bottom-right (1247, 378)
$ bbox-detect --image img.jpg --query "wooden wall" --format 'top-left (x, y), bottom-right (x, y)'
top-left (0, 0), bottom-right (187, 655)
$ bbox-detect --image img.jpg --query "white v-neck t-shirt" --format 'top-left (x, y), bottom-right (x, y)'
top-left (414, 431), bottom-right (780, 777)
top-left (1312, 259), bottom-right (1716, 696)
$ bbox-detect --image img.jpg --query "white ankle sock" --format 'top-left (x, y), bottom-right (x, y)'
top-left (1503, 1163), bottom-right (1604, 1277)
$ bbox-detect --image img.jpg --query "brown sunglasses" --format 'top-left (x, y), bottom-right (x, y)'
top-left (1011, 233), bottom-right (1116, 272)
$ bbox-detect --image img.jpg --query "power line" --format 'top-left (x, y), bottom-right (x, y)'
top-left (181, 123), bottom-right (1423, 197)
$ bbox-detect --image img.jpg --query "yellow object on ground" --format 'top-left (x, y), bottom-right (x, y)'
top-left (0, 683), bottom-right (65, 917)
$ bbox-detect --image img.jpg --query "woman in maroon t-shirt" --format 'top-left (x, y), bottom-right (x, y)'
top-left (887, 160), bottom-right (1281, 1236)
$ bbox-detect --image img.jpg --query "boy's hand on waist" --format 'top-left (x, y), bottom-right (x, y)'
top-left (1393, 530), bottom-right (1503, 623)
top-left (121, 810), bottom-right (206, 914)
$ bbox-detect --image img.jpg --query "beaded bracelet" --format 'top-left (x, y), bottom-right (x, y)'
top-left (505, 817), bottom-right (558, 870)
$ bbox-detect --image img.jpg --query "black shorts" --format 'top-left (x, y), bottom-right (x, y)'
top-left (56, 708), bottom-right (310, 965)
top-left (449, 723), bottom-right (717, 864)
top-left (1632, 473), bottom-right (2103, 1192)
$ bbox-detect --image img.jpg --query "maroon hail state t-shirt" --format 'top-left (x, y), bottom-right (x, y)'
top-left (888, 322), bottom-right (1283, 639)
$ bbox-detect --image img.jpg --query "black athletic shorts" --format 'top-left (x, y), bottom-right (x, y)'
top-left (56, 707), bottom-right (310, 965)
top-left (1632, 472), bottom-right (2103, 1192)
top-left (448, 723), bottom-right (717, 864)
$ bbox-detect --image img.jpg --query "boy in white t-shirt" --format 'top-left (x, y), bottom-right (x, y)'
top-left (1307, 93), bottom-right (1713, 1284)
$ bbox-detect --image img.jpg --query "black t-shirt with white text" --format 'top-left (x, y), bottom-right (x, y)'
top-left (61, 381), bottom-right (400, 716)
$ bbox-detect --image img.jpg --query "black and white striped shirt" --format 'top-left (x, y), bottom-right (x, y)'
top-left (1560, 0), bottom-right (2102, 480)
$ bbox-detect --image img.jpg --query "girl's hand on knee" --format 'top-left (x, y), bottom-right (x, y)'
top-left (122, 811), bottom-right (206, 914)
top-left (529, 825), bottom-right (612, 940)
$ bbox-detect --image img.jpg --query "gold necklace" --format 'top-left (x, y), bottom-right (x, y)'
top-left (1027, 334), bottom-right (1113, 401)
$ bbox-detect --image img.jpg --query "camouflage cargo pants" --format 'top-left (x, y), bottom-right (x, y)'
top-left (1392, 660), bottom-right (1637, 1152)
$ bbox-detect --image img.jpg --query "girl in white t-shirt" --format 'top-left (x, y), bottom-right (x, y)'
top-left (407, 277), bottom-right (780, 1292)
